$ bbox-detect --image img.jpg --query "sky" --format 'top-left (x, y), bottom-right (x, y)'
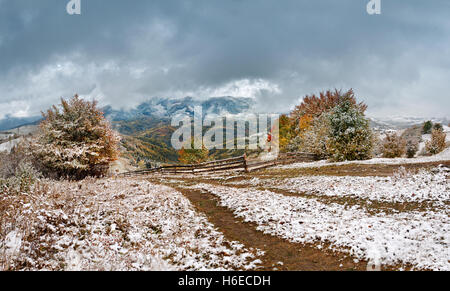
top-left (0, 0), bottom-right (449, 119)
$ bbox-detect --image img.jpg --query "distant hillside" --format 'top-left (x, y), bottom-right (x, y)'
top-left (0, 124), bottom-right (38, 153)
top-left (369, 116), bottom-right (450, 130)
top-left (109, 96), bottom-right (255, 165)
top-left (0, 116), bottom-right (41, 131)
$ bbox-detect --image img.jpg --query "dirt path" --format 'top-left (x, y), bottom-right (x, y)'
top-left (150, 178), bottom-right (369, 271)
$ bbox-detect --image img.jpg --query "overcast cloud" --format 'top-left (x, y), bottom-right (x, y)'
top-left (0, 0), bottom-right (449, 119)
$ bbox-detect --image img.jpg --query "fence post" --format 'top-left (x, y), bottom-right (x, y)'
top-left (243, 154), bottom-right (249, 173)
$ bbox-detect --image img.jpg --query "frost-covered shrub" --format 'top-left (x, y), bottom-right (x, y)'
top-left (326, 99), bottom-right (373, 162)
top-left (371, 133), bottom-right (385, 157)
top-left (32, 95), bottom-right (120, 179)
top-left (406, 140), bottom-right (419, 158)
top-left (0, 143), bottom-right (32, 178)
top-left (14, 162), bottom-right (41, 193)
top-left (0, 161), bottom-right (40, 195)
top-left (287, 113), bottom-right (331, 159)
top-left (433, 123), bottom-right (443, 132)
top-left (425, 129), bottom-right (446, 155)
top-left (382, 133), bottom-right (406, 158)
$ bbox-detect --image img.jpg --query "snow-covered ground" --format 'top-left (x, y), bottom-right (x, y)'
top-left (0, 137), bottom-right (23, 153)
top-left (190, 182), bottom-right (449, 270)
top-left (230, 167), bottom-right (449, 205)
top-left (0, 133), bottom-right (14, 140)
top-left (0, 178), bottom-right (263, 271)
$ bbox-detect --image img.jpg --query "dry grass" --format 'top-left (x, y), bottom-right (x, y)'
top-left (1, 177), bottom-right (264, 270)
top-left (0, 180), bottom-right (79, 270)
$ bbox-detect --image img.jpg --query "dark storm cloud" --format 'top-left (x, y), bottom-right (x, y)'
top-left (0, 0), bottom-right (449, 118)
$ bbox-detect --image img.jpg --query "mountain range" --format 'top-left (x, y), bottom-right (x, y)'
top-left (103, 96), bottom-right (255, 122)
top-left (0, 115), bottom-right (42, 132)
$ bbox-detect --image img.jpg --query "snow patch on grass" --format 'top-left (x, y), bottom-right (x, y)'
top-left (190, 183), bottom-right (449, 270)
top-left (232, 167), bottom-right (449, 204)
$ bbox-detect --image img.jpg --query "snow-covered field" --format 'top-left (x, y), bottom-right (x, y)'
top-left (230, 167), bottom-right (449, 205)
top-left (0, 178), bottom-right (263, 271)
top-left (189, 181), bottom-right (449, 270)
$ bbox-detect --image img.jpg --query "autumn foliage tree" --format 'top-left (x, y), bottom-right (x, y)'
top-left (425, 128), bottom-right (447, 155)
top-left (178, 138), bottom-right (209, 165)
top-left (33, 95), bottom-right (119, 179)
top-left (289, 89), bottom-right (367, 132)
top-left (381, 133), bottom-right (406, 158)
top-left (287, 113), bottom-right (331, 159)
top-left (278, 114), bottom-right (295, 152)
top-left (286, 89), bottom-right (373, 161)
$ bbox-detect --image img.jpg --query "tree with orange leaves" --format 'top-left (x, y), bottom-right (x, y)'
top-left (178, 138), bottom-right (209, 165)
top-left (290, 89), bottom-right (367, 132)
top-left (278, 114), bottom-right (295, 151)
top-left (286, 89), bottom-right (372, 160)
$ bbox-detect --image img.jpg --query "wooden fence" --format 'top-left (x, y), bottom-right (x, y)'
top-left (120, 152), bottom-right (317, 177)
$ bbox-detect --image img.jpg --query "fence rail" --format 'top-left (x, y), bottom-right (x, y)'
top-left (119, 152), bottom-right (317, 177)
